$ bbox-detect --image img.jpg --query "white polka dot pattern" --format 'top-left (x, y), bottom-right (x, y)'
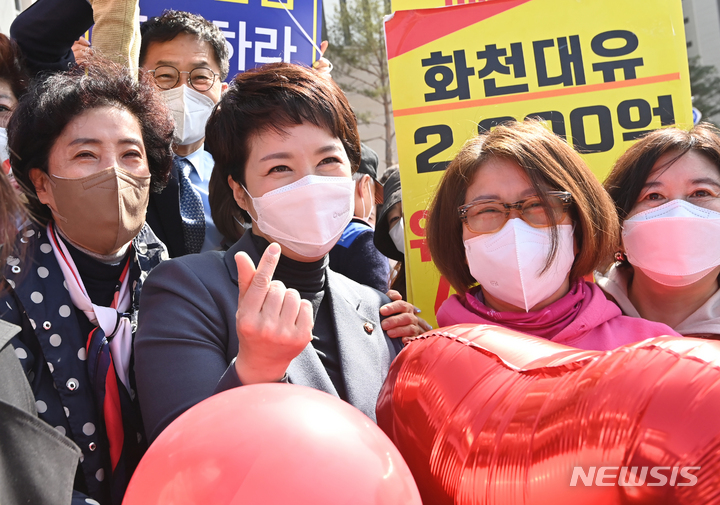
top-left (9, 224), bottom-right (161, 500)
top-left (176, 157), bottom-right (206, 254)
top-left (83, 422), bottom-right (95, 436)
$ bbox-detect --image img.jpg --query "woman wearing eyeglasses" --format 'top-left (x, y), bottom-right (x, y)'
top-left (426, 121), bottom-right (677, 350)
top-left (597, 124), bottom-right (720, 339)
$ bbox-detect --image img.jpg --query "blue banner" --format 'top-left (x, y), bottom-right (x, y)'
top-left (139, 0), bottom-right (323, 80)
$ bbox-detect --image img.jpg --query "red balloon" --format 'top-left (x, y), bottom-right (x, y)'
top-left (377, 324), bottom-right (720, 505)
top-left (124, 384), bottom-right (421, 505)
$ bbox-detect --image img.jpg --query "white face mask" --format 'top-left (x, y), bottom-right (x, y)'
top-left (389, 219), bottom-right (405, 254)
top-left (0, 127), bottom-right (9, 169)
top-left (245, 175), bottom-right (354, 258)
top-left (464, 219), bottom-right (575, 312)
top-left (622, 199), bottom-right (720, 287)
top-left (160, 85), bottom-right (216, 146)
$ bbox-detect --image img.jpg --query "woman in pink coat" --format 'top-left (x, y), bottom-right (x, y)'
top-left (426, 121), bottom-right (677, 350)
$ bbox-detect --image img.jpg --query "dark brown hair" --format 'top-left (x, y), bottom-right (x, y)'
top-left (0, 33), bottom-right (29, 101)
top-left (140, 10), bottom-right (230, 80)
top-left (206, 62), bottom-right (361, 243)
top-left (7, 57), bottom-right (175, 225)
top-left (605, 123), bottom-right (720, 221)
top-left (426, 120), bottom-right (619, 295)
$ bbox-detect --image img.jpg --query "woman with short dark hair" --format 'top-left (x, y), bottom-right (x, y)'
top-left (426, 120), bottom-right (677, 350)
top-left (598, 124), bottom-right (720, 338)
top-left (1, 58), bottom-right (174, 504)
top-left (135, 62), bottom-right (411, 443)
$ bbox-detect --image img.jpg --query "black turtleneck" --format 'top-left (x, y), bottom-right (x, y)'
top-left (61, 236), bottom-right (128, 307)
top-left (249, 231), bottom-right (347, 400)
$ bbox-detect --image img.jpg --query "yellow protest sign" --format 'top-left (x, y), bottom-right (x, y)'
top-left (384, 0), bottom-right (691, 326)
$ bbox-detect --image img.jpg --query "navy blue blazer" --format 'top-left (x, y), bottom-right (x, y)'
top-left (135, 233), bottom-right (403, 442)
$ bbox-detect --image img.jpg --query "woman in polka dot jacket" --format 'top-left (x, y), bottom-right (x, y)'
top-left (0, 59), bottom-right (174, 505)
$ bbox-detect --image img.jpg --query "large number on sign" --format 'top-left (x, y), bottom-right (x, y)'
top-left (415, 125), bottom-right (454, 174)
top-left (477, 112), bottom-right (567, 140)
top-left (414, 95), bottom-right (675, 172)
top-left (525, 111), bottom-right (567, 139)
top-left (570, 105), bottom-right (614, 153)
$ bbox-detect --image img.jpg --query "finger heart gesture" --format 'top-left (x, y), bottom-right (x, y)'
top-left (233, 243), bottom-right (314, 385)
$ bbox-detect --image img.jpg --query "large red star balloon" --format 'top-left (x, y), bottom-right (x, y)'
top-left (376, 324), bottom-right (720, 505)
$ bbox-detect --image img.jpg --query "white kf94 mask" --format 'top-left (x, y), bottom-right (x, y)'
top-left (244, 175), bottom-right (355, 258)
top-left (0, 127), bottom-right (8, 167)
top-left (161, 85), bottom-right (216, 146)
top-left (464, 219), bottom-right (575, 312)
top-left (622, 199), bottom-right (720, 287)
top-left (389, 219), bottom-right (405, 254)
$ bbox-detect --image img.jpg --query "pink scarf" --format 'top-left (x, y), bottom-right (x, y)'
top-left (436, 278), bottom-right (681, 350)
top-left (461, 279), bottom-right (590, 340)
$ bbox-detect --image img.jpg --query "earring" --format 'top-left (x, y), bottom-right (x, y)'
top-left (614, 251), bottom-right (627, 262)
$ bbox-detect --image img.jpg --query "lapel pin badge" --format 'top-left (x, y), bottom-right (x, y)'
top-left (363, 322), bottom-right (374, 334)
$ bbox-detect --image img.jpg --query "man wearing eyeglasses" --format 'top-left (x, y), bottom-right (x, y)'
top-left (140, 10), bottom-right (230, 258)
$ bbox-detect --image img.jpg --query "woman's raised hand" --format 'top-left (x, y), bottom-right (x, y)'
top-left (381, 290), bottom-right (433, 345)
top-left (234, 243), bottom-right (314, 385)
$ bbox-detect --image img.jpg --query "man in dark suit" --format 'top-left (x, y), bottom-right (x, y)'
top-left (140, 11), bottom-right (229, 257)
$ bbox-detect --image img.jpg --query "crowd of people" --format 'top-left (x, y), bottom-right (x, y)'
top-left (0, 2), bottom-right (719, 504)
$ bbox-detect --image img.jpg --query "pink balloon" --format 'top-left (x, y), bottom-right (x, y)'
top-left (124, 384), bottom-right (421, 505)
top-left (377, 324), bottom-right (720, 505)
